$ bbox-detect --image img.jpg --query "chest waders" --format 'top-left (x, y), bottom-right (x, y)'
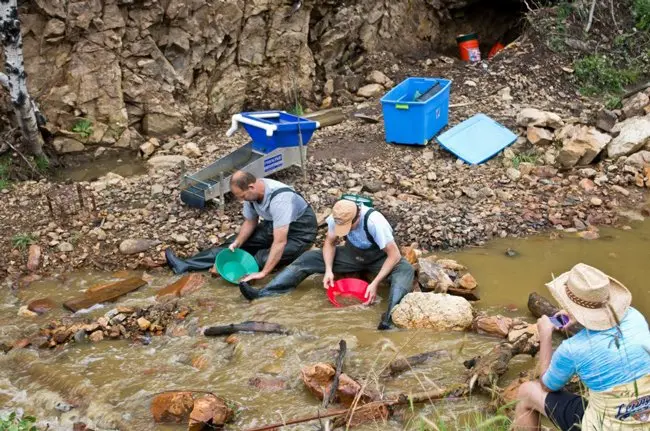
top-left (165, 187), bottom-right (317, 274)
top-left (241, 208), bottom-right (414, 329)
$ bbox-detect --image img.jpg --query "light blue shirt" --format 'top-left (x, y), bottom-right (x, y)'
top-left (542, 307), bottom-right (650, 392)
top-left (326, 205), bottom-right (394, 250)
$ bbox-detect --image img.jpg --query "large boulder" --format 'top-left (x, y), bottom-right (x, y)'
top-left (53, 137), bottom-right (85, 153)
top-left (146, 155), bottom-right (190, 170)
top-left (516, 108), bottom-right (564, 129)
top-left (391, 292), bottom-right (474, 330)
top-left (556, 125), bottom-right (611, 167)
top-left (607, 115), bottom-right (650, 159)
top-left (625, 150), bottom-right (650, 169)
top-left (622, 92), bottom-right (650, 119)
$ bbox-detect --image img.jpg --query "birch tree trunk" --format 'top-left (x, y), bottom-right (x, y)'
top-left (0, 0), bottom-right (46, 157)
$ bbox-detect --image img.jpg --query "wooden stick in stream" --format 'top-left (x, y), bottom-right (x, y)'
top-left (203, 321), bottom-right (290, 336)
top-left (243, 389), bottom-right (463, 431)
top-left (323, 340), bottom-right (347, 408)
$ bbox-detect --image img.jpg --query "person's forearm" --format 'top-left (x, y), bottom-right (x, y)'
top-left (371, 254), bottom-right (400, 286)
top-left (234, 219), bottom-right (257, 246)
top-left (538, 332), bottom-right (554, 376)
top-left (323, 240), bottom-right (335, 273)
top-left (260, 239), bottom-right (287, 275)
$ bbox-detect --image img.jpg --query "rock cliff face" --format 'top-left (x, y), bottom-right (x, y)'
top-left (4, 0), bottom-right (512, 151)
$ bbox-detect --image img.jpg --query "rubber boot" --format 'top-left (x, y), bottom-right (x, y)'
top-left (165, 248), bottom-right (189, 274)
top-left (239, 282), bottom-right (261, 301)
top-left (165, 247), bottom-right (223, 274)
top-left (377, 287), bottom-right (410, 330)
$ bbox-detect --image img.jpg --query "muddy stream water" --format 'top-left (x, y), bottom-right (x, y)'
top-left (1, 222), bottom-right (649, 430)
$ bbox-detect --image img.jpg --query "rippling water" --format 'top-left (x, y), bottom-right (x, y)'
top-left (1, 221), bottom-right (648, 430)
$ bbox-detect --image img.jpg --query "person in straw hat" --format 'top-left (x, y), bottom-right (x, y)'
top-left (514, 263), bottom-right (650, 430)
top-left (239, 198), bottom-right (414, 330)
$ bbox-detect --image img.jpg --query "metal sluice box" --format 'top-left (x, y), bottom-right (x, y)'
top-left (180, 111), bottom-right (319, 208)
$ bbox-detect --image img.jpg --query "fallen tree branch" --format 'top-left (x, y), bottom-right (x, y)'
top-left (204, 321), bottom-right (290, 336)
top-left (622, 81), bottom-right (650, 100)
top-left (323, 340), bottom-right (347, 408)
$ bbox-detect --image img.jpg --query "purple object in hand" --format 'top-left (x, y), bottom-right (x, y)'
top-left (549, 314), bottom-right (570, 329)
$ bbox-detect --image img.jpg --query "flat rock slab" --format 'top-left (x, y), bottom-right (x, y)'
top-left (156, 274), bottom-right (204, 299)
top-left (64, 277), bottom-right (147, 312)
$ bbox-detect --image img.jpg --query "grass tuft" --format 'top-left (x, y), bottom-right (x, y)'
top-left (12, 233), bottom-right (36, 250)
top-left (574, 55), bottom-right (639, 97)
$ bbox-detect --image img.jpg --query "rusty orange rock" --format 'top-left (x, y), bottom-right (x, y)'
top-left (27, 245), bottom-right (41, 272)
top-left (458, 273), bottom-right (478, 290)
top-left (156, 274), bottom-right (204, 300)
top-left (187, 394), bottom-right (233, 431)
top-left (27, 298), bottom-right (55, 314)
top-left (473, 315), bottom-right (514, 338)
top-left (191, 354), bottom-right (209, 370)
top-left (151, 392), bottom-right (195, 423)
top-left (301, 363), bottom-right (377, 406)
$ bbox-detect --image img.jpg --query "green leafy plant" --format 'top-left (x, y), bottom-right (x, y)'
top-left (633, 0), bottom-right (650, 30)
top-left (288, 102), bottom-right (304, 116)
top-left (0, 412), bottom-right (38, 431)
top-left (11, 233), bottom-right (36, 250)
top-left (512, 153), bottom-right (540, 169)
top-left (72, 119), bottom-right (93, 139)
top-left (0, 158), bottom-right (10, 190)
top-left (33, 155), bottom-right (49, 174)
top-left (605, 95), bottom-right (623, 110)
top-left (574, 55), bottom-right (639, 96)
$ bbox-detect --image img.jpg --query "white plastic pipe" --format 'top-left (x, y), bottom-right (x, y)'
top-left (225, 112), bottom-right (280, 137)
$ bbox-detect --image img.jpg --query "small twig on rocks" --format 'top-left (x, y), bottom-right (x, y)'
top-left (323, 340), bottom-right (347, 409)
top-left (5, 140), bottom-right (44, 179)
top-left (585, 0), bottom-right (597, 33)
top-left (150, 389), bottom-right (217, 397)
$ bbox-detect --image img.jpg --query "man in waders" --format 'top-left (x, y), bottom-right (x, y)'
top-left (165, 171), bottom-right (317, 279)
top-left (514, 263), bottom-right (650, 430)
top-left (239, 199), bottom-right (415, 330)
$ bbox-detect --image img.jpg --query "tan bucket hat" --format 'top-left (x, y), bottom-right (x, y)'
top-left (546, 263), bottom-right (632, 331)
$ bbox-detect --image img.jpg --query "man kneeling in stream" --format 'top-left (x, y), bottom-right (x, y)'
top-left (514, 263), bottom-right (650, 431)
top-left (239, 199), bottom-right (415, 330)
top-left (165, 171), bottom-right (317, 278)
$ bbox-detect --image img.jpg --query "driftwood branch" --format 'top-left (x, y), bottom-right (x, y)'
top-left (323, 340), bottom-right (347, 409)
top-left (204, 321), bottom-right (290, 336)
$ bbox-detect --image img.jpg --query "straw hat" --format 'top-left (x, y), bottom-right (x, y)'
top-left (546, 263), bottom-right (631, 331)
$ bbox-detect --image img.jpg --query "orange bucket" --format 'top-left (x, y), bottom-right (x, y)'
top-left (488, 42), bottom-right (505, 59)
top-left (456, 33), bottom-right (481, 63)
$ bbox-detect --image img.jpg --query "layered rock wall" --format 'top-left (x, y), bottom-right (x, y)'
top-left (3, 0), bottom-right (497, 151)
